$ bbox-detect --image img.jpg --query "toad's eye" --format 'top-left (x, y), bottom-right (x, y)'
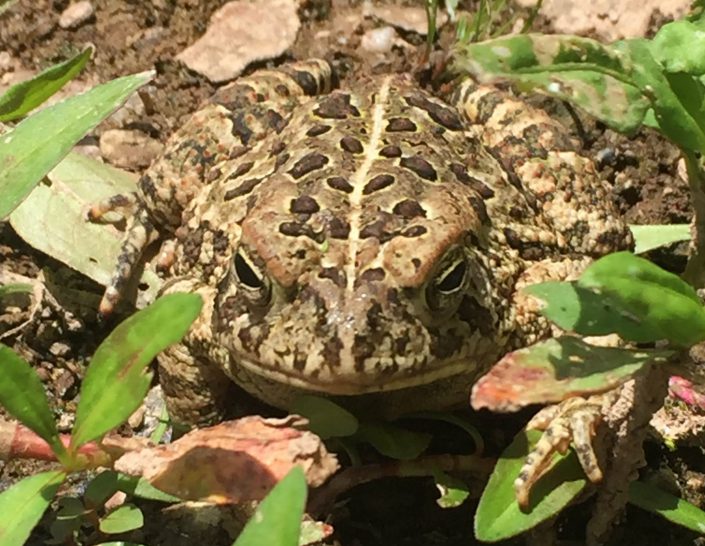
top-left (425, 253), bottom-right (468, 311)
top-left (233, 249), bottom-right (271, 304)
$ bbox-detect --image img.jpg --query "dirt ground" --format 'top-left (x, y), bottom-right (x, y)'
top-left (0, 0), bottom-right (702, 545)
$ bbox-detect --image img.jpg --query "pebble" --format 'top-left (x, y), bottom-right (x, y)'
top-left (59, 1), bottom-right (95, 30)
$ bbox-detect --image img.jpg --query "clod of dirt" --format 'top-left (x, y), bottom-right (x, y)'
top-left (99, 129), bottom-right (164, 170)
top-left (58, 1), bottom-right (95, 30)
top-left (364, 3), bottom-right (447, 35)
top-left (176, 0), bottom-right (301, 83)
top-left (516, 0), bottom-right (691, 40)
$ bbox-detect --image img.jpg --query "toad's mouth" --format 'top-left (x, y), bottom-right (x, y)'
top-left (234, 354), bottom-right (476, 395)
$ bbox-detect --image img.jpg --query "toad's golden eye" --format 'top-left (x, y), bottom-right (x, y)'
top-left (425, 252), bottom-right (468, 311)
top-left (436, 259), bottom-right (467, 294)
top-left (233, 248), bottom-right (271, 305)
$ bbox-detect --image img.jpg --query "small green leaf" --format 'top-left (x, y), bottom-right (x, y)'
top-left (650, 18), bottom-right (705, 74)
top-left (0, 345), bottom-right (68, 461)
top-left (70, 293), bottom-right (202, 450)
top-left (99, 504), bottom-right (144, 534)
top-left (629, 480), bottom-right (705, 533)
top-left (579, 252), bottom-right (705, 346)
top-left (471, 337), bottom-right (670, 410)
top-left (0, 470), bottom-right (66, 546)
top-left (0, 283), bottom-right (33, 298)
top-left (355, 422), bottom-right (431, 460)
top-left (115, 474), bottom-right (180, 503)
top-left (0, 47), bottom-right (92, 122)
top-left (630, 224), bottom-right (691, 254)
top-left (474, 429), bottom-right (586, 542)
top-left (433, 470), bottom-right (470, 508)
top-left (84, 471), bottom-right (120, 508)
top-left (0, 69), bottom-right (153, 219)
top-left (290, 395), bottom-right (359, 439)
top-left (234, 466), bottom-right (307, 546)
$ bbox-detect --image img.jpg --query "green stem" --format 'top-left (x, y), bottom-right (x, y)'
top-left (681, 149), bottom-right (705, 287)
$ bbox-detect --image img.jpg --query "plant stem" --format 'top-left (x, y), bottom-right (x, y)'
top-left (681, 150), bottom-right (705, 287)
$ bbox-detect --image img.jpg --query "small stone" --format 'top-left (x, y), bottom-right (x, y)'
top-left (360, 26), bottom-right (396, 53)
top-left (100, 129), bottom-right (164, 170)
top-left (59, 1), bottom-right (95, 30)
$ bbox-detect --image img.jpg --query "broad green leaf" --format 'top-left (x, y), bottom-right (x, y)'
top-left (10, 152), bottom-right (160, 301)
top-left (0, 47), bottom-right (92, 122)
top-left (84, 471), bottom-right (120, 508)
top-left (0, 345), bottom-right (67, 461)
top-left (453, 33), bottom-right (650, 133)
top-left (355, 422), bottom-right (431, 460)
top-left (115, 474), bottom-right (180, 503)
top-left (234, 466), bottom-right (307, 546)
top-left (629, 480), bottom-right (705, 533)
top-left (70, 293), bottom-right (202, 450)
top-left (474, 429), bottom-right (586, 542)
top-left (471, 337), bottom-right (670, 410)
top-left (290, 395), bottom-right (358, 439)
top-left (433, 470), bottom-right (470, 508)
top-left (579, 252), bottom-right (705, 346)
top-left (630, 224), bottom-right (691, 254)
top-left (650, 18), bottom-right (705, 74)
top-left (0, 69), bottom-right (153, 220)
top-left (99, 504), bottom-right (144, 534)
top-left (0, 470), bottom-right (66, 546)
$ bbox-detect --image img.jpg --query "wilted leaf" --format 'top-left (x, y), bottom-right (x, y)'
top-left (474, 429), bottom-right (587, 541)
top-left (299, 519), bottom-right (334, 546)
top-left (99, 504), bottom-right (144, 534)
top-left (0, 47), bottom-right (92, 122)
top-left (0, 345), bottom-right (68, 461)
top-left (70, 293), bottom-right (202, 451)
top-left (290, 395), bottom-right (358, 439)
top-left (355, 422), bottom-right (431, 460)
top-left (629, 480), bottom-right (705, 534)
top-left (630, 224), bottom-right (690, 254)
top-left (10, 152), bottom-right (160, 298)
top-left (0, 69), bottom-right (153, 219)
top-left (471, 337), bottom-right (670, 411)
top-left (0, 470), bottom-right (66, 546)
top-left (113, 416), bottom-right (338, 504)
top-left (433, 470), bottom-right (471, 508)
top-left (234, 466), bottom-right (307, 546)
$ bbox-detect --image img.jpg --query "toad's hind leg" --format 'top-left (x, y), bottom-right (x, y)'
top-left (92, 59), bottom-right (333, 315)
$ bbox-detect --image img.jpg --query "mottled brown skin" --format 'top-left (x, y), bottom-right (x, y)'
top-left (99, 60), bottom-right (631, 473)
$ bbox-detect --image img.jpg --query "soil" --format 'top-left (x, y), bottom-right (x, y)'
top-left (0, 1), bottom-right (702, 545)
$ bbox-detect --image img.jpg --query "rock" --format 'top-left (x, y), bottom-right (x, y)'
top-left (59, 1), bottom-right (95, 30)
top-left (360, 26), bottom-right (397, 53)
top-left (99, 129), bottom-right (164, 170)
top-left (516, 0), bottom-right (691, 41)
top-left (177, 0), bottom-right (300, 83)
top-left (365, 3), bottom-right (447, 35)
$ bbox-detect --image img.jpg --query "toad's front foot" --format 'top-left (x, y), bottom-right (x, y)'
top-left (514, 392), bottom-right (617, 508)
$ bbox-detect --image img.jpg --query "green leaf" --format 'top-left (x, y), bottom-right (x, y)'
top-left (471, 337), bottom-right (670, 410)
top-left (433, 470), bottom-right (470, 508)
top-left (99, 504), bottom-right (144, 534)
top-left (84, 471), bottom-right (120, 508)
top-left (115, 474), bottom-right (180, 503)
top-left (0, 470), bottom-right (66, 546)
top-left (233, 466), bottom-right (307, 546)
top-left (474, 429), bottom-right (586, 542)
top-left (70, 293), bottom-right (202, 450)
top-left (629, 480), bottom-right (705, 533)
top-left (0, 47), bottom-right (92, 122)
top-left (650, 18), bottom-right (705, 74)
top-left (0, 283), bottom-right (32, 299)
top-left (453, 33), bottom-right (650, 133)
top-left (579, 252), bottom-right (705, 346)
top-left (0, 345), bottom-right (68, 461)
top-left (630, 224), bottom-right (691, 254)
top-left (290, 395), bottom-right (359, 439)
top-left (355, 422), bottom-right (432, 460)
top-left (0, 69), bottom-right (153, 220)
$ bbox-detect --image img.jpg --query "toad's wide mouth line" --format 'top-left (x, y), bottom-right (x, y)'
top-left (235, 356), bottom-right (476, 395)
